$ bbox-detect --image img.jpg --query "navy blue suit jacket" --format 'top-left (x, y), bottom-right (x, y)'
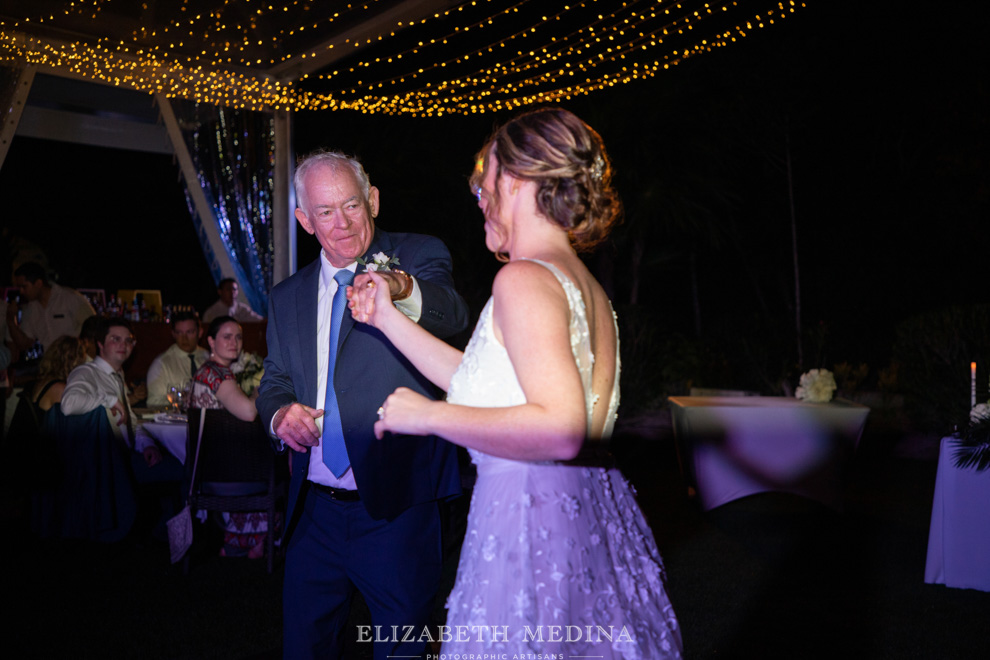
top-left (257, 229), bottom-right (468, 535)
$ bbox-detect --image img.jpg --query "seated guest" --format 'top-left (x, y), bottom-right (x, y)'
top-left (9, 334), bottom-right (87, 447)
top-left (145, 311), bottom-right (209, 408)
top-left (27, 336), bottom-right (88, 416)
top-left (61, 318), bottom-right (181, 481)
top-left (190, 315), bottom-right (269, 558)
top-left (7, 262), bottom-right (95, 352)
top-left (5, 335), bottom-right (88, 502)
top-left (202, 278), bottom-right (264, 324)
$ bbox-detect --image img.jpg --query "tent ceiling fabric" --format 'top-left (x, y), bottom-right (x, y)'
top-left (0, 0), bottom-right (804, 116)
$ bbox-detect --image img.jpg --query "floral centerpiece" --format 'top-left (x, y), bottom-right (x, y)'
top-left (231, 351), bottom-right (264, 397)
top-left (795, 368), bottom-right (837, 403)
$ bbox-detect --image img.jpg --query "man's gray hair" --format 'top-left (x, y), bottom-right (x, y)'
top-left (294, 150), bottom-right (371, 210)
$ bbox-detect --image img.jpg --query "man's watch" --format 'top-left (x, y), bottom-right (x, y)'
top-left (391, 269), bottom-right (414, 301)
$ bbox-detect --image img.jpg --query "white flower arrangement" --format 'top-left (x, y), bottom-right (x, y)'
top-left (231, 351), bottom-right (264, 396)
top-left (971, 402), bottom-right (990, 425)
top-left (356, 251), bottom-right (400, 272)
top-left (795, 368), bottom-right (837, 403)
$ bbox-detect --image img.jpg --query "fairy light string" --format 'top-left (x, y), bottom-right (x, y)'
top-left (0, 0), bottom-right (806, 115)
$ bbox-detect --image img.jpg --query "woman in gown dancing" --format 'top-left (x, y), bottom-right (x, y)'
top-left (348, 108), bottom-right (682, 658)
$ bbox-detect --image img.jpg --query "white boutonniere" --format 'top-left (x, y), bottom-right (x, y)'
top-left (356, 251), bottom-right (400, 272)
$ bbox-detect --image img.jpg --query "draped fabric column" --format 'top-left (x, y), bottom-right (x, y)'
top-left (169, 99), bottom-right (275, 316)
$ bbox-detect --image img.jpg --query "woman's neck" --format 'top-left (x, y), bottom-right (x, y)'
top-left (508, 219), bottom-right (575, 263)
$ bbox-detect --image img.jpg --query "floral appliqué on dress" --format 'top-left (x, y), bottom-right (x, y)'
top-left (443, 259), bottom-right (681, 658)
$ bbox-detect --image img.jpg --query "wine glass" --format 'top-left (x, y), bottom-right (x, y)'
top-left (179, 380), bottom-right (193, 413)
top-left (167, 386), bottom-right (183, 414)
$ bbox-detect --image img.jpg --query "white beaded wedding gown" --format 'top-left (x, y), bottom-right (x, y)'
top-left (443, 259), bottom-right (682, 659)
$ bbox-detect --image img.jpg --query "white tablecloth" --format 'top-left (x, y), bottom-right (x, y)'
top-left (924, 436), bottom-right (990, 592)
top-left (668, 396), bottom-right (870, 511)
top-left (138, 421), bottom-right (189, 464)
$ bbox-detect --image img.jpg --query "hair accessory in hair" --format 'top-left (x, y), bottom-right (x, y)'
top-left (590, 154), bottom-right (605, 184)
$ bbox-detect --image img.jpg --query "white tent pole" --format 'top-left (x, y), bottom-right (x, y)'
top-left (273, 107), bottom-right (296, 285)
top-left (0, 63), bottom-right (36, 171)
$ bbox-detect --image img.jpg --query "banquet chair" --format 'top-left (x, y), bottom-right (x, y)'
top-left (184, 408), bottom-right (285, 573)
top-left (31, 404), bottom-right (137, 543)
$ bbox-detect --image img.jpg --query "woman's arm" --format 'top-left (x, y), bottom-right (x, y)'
top-left (349, 270), bottom-right (464, 391)
top-left (216, 378), bottom-right (258, 422)
top-left (375, 261), bottom-right (586, 461)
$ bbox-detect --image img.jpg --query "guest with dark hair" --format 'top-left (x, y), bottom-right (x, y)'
top-left (58, 317), bottom-right (183, 541)
top-left (203, 278), bottom-right (264, 324)
top-left (62, 318), bottom-right (174, 475)
top-left (146, 310), bottom-right (208, 408)
top-left (7, 261), bottom-right (94, 352)
top-left (190, 315), bottom-right (269, 558)
top-left (78, 315), bottom-right (104, 361)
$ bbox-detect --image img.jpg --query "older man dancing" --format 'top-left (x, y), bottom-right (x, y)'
top-left (256, 150), bottom-right (468, 659)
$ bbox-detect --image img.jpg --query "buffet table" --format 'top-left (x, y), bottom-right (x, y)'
top-left (668, 396), bottom-right (870, 511)
top-left (924, 436), bottom-right (990, 592)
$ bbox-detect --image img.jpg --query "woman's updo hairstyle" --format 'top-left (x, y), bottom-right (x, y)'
top-left (470, 107), bottom-right (621, 252)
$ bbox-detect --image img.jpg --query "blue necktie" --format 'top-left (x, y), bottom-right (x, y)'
top-left (322, 269), bottom-right (355, 477)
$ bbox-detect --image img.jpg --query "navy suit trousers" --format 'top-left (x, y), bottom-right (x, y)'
top-left (283, 486), bottom-right (442, 660)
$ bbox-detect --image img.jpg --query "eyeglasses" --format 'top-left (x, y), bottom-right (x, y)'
top-left (106, 334), bottom-right (137, 346)
top-left (472, 185), bottom-right (483, 201)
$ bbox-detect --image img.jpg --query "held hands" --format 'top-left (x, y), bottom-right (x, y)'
top-left (274, 402), bottom-right (325, 453)
top-left (347, 270), bottom-right (401, 328)
top-left (374, 387), bottom-right (435, 440)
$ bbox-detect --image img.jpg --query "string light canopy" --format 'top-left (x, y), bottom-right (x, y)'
top-left (0, 0), bottom-right (806, 116)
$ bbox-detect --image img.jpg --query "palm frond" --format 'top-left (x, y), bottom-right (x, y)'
top-left (952, 417), bottom-right (990, 471)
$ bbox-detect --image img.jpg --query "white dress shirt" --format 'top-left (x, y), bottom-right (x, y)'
top-left (146, 343), bottom-right (210, 407)
top-left (20, 283), bottom-right (95, 349)
top-left (61, 356), bottom-right (152, 451)
top-left (306, 251), bottom-right (422, 489)
top-left (203, 299), bottom-right (265, 324)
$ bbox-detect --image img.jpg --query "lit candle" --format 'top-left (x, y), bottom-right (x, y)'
top-left (971, 362), bottom-right (977, 408)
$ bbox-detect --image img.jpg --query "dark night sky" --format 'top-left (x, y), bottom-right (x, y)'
top-left (1, 1), bottom-right (986, 367)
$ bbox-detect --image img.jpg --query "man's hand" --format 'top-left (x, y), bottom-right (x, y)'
top-left (110, 401), bottom-right (129, 427)
top-left (143, 445), bottom-right (163, 467)
top-left (128, 382), bottom-right (147, 405)
top-left (352, 270), bottom-right (405, 299)
top-left (273, 402), bottom-right (325, 453)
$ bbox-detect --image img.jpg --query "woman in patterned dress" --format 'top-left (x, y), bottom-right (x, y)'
top-left (190, 315), bottom-right (268, 559)
top-left (348, 108), bottom-right (682, 658)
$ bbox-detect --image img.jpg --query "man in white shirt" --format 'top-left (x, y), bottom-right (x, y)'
top-left (145, 311), bottom-right (209, 408)
top-left (202, 278), bottom-right (264, 324)
top-left (8, 262), bottom-right (95, 351)
top-left (62, 318), bottom-right (177, 476)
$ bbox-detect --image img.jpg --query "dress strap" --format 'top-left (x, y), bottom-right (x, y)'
top-left (33, 379), bottom-right (65, 405)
